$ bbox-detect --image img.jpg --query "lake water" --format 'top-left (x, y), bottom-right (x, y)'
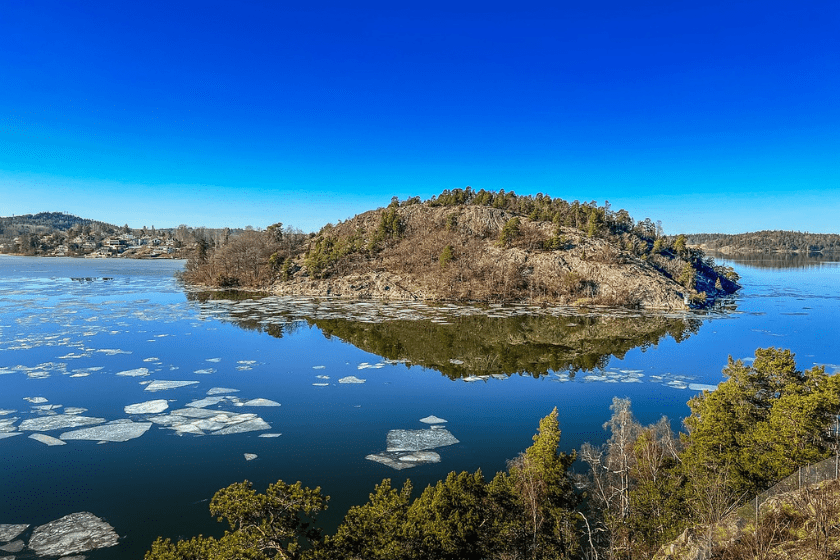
top-left (1, 254), bottom-right (838, 558)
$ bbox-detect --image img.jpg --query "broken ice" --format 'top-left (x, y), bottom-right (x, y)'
top-left (60, 421), bottom-right (152, 442)
top-left (338, 376), bottom-right (365, 384)
top-left (144, 380), bottom-right (199, 392)
top-left (124, 400), bottom-right (169, 414)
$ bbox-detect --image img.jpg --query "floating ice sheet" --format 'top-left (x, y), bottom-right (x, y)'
top-left (244, 453), bottom-right (258, 461)
top-left (29, 433), bottom-right (66, 446)
top-left (419, 415), bottom-right (447, 424)
top-left (24, 396), bottom-right (48, 404)
top-left (688, 383), bottom-right (718, 392)
top-left (386, 428), bottom-right (459, 452)
top-left (144, 380), bottom-right (199, 392)
top-left (29, 512), bottom-right (119, 556)
top-left (0, 432), bottom-right (22, 440)
top-left (338, 376), bottom-right (365, 384)
top-left (185, 397), bottom-right (226, 408)
top-left (116, 367), bottom-right (150, 377)
top-left (60, 421), bottom-right (152, 442)
top-left (210, 417), bottom-right (271, 435)
top-left (125, 400), bottom-right (169, 414)
top-left (259, 433), bottom-right (282, 438)
top-left (241, 398), bottom-right (280, 407)
top-left (19, 415), bottom-right (106, 432)
top-left (0, 524), bottom-right (28, 543)
top-left (207, 387), bottom-right (239, 395)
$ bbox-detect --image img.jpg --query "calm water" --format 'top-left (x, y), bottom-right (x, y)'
top-left (1, 255), bottom-right (838, 558)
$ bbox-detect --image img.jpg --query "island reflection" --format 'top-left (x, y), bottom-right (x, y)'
top-left (187, 292), bottom-right (708, 380)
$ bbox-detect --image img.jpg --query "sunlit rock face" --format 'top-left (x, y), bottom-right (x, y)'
top-left (28, 512), bottom-right (119, 556)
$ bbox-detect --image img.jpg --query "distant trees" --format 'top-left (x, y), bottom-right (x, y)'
top-left (686, 231), bottom-right (840, 254)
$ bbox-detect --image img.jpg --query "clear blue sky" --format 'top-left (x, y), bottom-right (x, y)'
top-left (1, 0), bottom-right (837, 234)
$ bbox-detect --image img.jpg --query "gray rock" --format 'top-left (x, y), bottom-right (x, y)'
top-left (0, 524), bottom-right (28, 542)
top-left (29, 512), bottom-right (118, 556)
top-left (60, 421), bottom-right (152, 443)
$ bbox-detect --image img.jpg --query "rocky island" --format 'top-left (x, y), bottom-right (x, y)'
top-left (185, 189), bottom-right (740, 309)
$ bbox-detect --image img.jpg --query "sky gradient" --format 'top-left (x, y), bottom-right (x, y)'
top-left (1, 0), bottom-right (837, 234)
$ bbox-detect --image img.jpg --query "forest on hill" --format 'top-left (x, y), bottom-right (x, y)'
top-left (687, 230), bottom-right (840, 254)
top-left (184, 188), bottom-right (740, 309)
top-left (0, 212), bottom-right (250, 259)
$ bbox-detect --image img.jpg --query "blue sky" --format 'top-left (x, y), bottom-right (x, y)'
top-left (1, 0), bottom-right (837, 233)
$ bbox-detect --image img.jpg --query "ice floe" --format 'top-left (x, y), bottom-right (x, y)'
top-left (338, 376), bottom-right (365, 384)
top-left (185, 397), bottom-right (226, 408)
top-left (386, 429), bottom-right (459, 452)
top-left (244, 453), bottom-right (258, 461)
top-left (28, 512), bottom-right (119, 556)
top-left (144, 380), bottom-right (199, 392)
top-left (19, 415), bottom-right (106, 432)
top-left (211, 417), bottom-right (271, 435)
top-left (419, 415), bottom-right (447, 424)
top-left (259, 433), bottom-right (282, 438)
top-left (0, 432), bottom-right (22, 440)
top-left (29, 433), bottom-right (66, 446)
top-left (23, 397), bottom-right (48, 404)
top-left (241, 398), bottom-right (280, 407)
top-left (116, 367), bottom-right (150, 377)
top-left (688, 383), bottom-right (718, 392)
top-left (0, 525), bottom-right (29, 543)
top-left (193, 368), bottom-right (216, 374)
top-left (60, 421), bottom-right (152, 442)
top-left (207, 387), bottom-right (239, 395)
top-left (124, 400), bottom-right (169, 414)
top-left (206, 357), bottom-right (221, 362)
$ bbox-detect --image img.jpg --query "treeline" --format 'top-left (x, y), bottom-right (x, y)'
top-left (145, 347), bottom-right (840, 560)
top-left (0, 211), bottom-right (255, 258)
top-left (182, 223), bottom-right (309, 287)
top-left (688, 230), bottom-right (840, 254)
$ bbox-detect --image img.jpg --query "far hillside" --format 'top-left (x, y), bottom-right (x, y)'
top-left (687, 230), bottom-right (840, 254)
top-left (185, 189), bottom-right (740, 309)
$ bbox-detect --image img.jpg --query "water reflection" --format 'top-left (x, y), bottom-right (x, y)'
top-left (708, 252), bottom-right (840, 270)
top-left (188, 292), bottom-right (706, 380)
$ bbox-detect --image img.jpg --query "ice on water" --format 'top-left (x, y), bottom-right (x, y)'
top-left (29, 433), bottom-right (66, 446)
top-left (125, 400), bottom-right (169, 414)
top-left (339, 376), bottom-right (366, 384)
top-left (144, 380), bottom-right (199, 392)
top-left (60, 421), bottom-right (153, 442)
top-left (19, 415), bottom-right (106, 432)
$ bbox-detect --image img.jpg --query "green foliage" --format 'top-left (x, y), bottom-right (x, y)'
top-left (439, 245), bottom-right (454, 268)
top-left (316, 479), bottom-right (411, 560)
top-left (497, 217), bottom-right (521, 248)
top-left (305, 231), bottom-right (364, 278)
top-left (145, 479), bottom-right (328, 560)
top-left (673, 234), bottom-right (688, 256)
top-left (652, 238), bottom-right (664, 254)
top-left (682, 348), bottom-right (840, 498)
top-left (445, 213), bottom-right (458, 231)
top-left (677, 262), bottom-right (696, 290)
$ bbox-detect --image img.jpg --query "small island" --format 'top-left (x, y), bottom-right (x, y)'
top-left (185, 189), bottom-right (740, 309)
